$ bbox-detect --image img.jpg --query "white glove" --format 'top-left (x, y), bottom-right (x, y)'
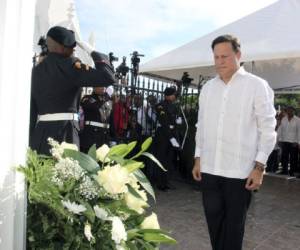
top-left (77, 41), bottom-right (94, 54)
top-left (106, 85), bottom-right (114, 97)
top-left (170, 137), bottom-right (180, 148)
top-left (176, 117), bottom-right (183, 125)
top-left (109, 141), bottom-right (117, 147)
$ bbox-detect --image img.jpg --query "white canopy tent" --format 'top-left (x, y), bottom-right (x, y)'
top-left (140, 0), bottom-right (300, 91)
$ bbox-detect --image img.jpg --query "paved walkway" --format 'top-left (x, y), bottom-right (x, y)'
top-left (152, 175), bottom-right (300, 250)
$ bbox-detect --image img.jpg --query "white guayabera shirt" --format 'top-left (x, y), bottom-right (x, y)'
top-left (195, 67), bottom-right (276, 179)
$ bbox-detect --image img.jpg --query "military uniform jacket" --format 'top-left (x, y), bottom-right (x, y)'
top-left (81, 93), bottom-right (112, 124)
top-left (156, 100), bottom-right (181, 141)
top-left (30, 52), bottom-right (115, 154)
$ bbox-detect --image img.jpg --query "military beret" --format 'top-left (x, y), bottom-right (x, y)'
top-left (164, 87), bottom-right (177, 96)
top-left (47, 26), bottom-right (76, 48)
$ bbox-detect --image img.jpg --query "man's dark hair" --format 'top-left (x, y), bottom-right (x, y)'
top-left (211, 34), bottom-right (241, 53)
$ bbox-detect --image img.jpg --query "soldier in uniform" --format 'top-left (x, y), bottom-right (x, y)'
top-left (153, 87), bottom-right (183, 191)
top-left (79, 87), bottom-right (114, 152)
top-left (29, 26), bottom-right (115, 155)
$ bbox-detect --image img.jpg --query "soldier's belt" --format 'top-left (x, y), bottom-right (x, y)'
top-left (38, 113), bottom-right (79, 122)
top-left (85, 121), bottom-right (110, 129)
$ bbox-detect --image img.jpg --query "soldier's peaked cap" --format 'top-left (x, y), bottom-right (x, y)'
top-left (47, 26), bottom-right (76, 48)
top-left (164, 87), bottom-right (176, 96)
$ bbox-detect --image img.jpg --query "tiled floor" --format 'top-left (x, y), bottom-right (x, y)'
top-left (152, 175), bottom-right (300, 250)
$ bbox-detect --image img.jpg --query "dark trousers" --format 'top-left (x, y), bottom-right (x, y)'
top-left (79, 126), bottom-right (110, 153)
top-left (30, 120), bottom-right (80, 155)
top-left (281, 142), bottom-right (298, 174)
top-left (153, 129), bottom-right (175, 188)
top-left (201, 173), bottom-right (252, 250)
top-left (266, 149), bottom-right (279, 172)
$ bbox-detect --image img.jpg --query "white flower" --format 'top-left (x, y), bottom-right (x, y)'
top-left (60, 142), bottom-right (78, 151)
top-left (52, 157), bottom-right (84, 183)
top-left (96, 164), bottom-right (130, 195)
top-left (141, 213), bottom-right (160, 229)
top-left (78, 175), bottom-right (99, 200)
top-left (48, 138), bottom-right (64, 159)
top-left (61, 200), bottom-right (86, 214)
top-left (96, 144), bottom-right (110, 162)
top-left (111, 217), bottom-right (127, 244)
top-left (84, 223), bottom-right (94, 242)
top-left (48, 138), bottom-right (78, 159)
top-left (94, 205), bottom-right (109, 221)
top-left (125, 189), bottom-right (148, 214)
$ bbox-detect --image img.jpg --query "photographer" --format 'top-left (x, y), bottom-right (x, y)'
top-left (30, 26), bottom-right (116, 155)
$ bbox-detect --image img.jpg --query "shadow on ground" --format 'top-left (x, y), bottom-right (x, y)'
top-left (151, 175), bottom-right (300, 250)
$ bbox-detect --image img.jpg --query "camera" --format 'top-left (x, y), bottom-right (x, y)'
top-left (131, 51), bottom-right (144, 67)
top-left (181, 72), bottom-right (193, 87)
top-left (38, 36), bottom-right (48, 56)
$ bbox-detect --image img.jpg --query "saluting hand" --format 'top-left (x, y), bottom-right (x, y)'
top-left (192, 157), bottom-right (202, 181)
top-left (74, 61), bottom-right (90, 70)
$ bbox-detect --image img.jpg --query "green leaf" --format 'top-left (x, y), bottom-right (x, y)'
top-left (135, 238), bottom-right (156, 250)
top-left (143, 232), bottom-right (177, 244)
top-left (108, 144), bottom-right (130, 158)
top-left (127, 184), bottom-right (143, 200)
top-left (127, 229), bottom-right (139, 240)
top-left (125, 141), bottom-right (138, 156)
top-left (87, 144), bottom-right (97, 161)
top-left (137, 229), bottom-right (170, 235)
top-left (126, 241), bottom-right (139, 250)
top-left (82, 202), bottom-right (95, 223)
top-left (130, 137), bottom-right (152, 159)
top-left (63, 149), bottom-right (99, 173)
top-left (124, 160), bottom-right (144, 173)
top-left (141, 152), bottom-right (166, 171)
top-left (107, 155), bottom-right (126, 165)
top-left (133, 169), bottom-right (155, 201)
top-left (141, 137), bottom-right (152, 152)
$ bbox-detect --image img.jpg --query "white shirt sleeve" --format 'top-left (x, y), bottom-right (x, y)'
top-left (194, 85), bottom-right (207, 158)
top-left (254, 80), bottom-right (277, 164)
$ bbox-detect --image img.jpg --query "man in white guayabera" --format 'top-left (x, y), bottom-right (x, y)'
top-left (192, 34), bottom-right (276, 250)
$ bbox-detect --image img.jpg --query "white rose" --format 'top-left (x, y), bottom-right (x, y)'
top-left (96, 144), bottom-right (110, 162)
top-left (125, 189), bottom-right (148, 214)
top-left (94, 205), bottom-right (109, 221)
top-left (96, 164), bottom-right (130, 195)
top-left (141, 213), bottom-right (160, 229)
top-left (60, 142), bottom-right (78, 151)
top-left (111, 216), bottom-right (127, 244)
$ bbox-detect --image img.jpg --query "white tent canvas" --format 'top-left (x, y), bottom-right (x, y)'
top-left (140, 0), bottom-right (300, 90)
